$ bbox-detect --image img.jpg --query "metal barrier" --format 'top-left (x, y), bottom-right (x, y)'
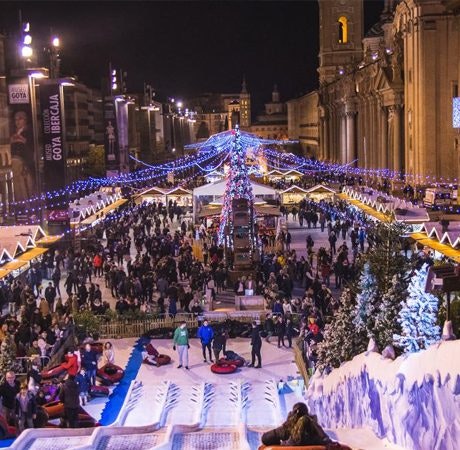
top-left (15, 355), bottom-right (50, 377)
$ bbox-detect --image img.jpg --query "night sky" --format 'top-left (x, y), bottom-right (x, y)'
top-left (1, 1), bottom-right (384, 110)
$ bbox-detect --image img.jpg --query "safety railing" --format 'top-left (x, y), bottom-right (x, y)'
top-left (15, 355), bottom-right (50, 376)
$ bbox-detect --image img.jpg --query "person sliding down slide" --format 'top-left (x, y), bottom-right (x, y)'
top-left (261, 402), bottom-right (349, 449)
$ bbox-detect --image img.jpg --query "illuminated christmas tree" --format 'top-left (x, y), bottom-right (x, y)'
top-left (218, 125), bottom-right (254, 245)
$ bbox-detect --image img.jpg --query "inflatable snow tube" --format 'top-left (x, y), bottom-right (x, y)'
top-left (156, 354), bottom-right (171, 366)
top-left (219, 357), bottom-right (244, 368)
top-left (89, 385), bottom-right (109, 397)
top-left (210, 362), bottom-right (237, 374)
top-left (43, 400), bottom-right (65, 419)
top-left (77, 413), bottom-right (100, 428)
top-left (0, 414), bottom-right (16, 438)
top-left (41, 364), bottom-right (66, 380)
top-left (97, 364), bottom-right (124, 385)
top-left (145, 343), bottom-right (159, 357)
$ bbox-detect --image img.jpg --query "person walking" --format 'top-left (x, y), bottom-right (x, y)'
top-left (248, 321), bottom-right (262, 368)
top-left (197, 319), bottom-right (214, 363)
top-left (173, 321), bottom-right (190, 370)
top-left (59, 375), bottom-right (80, 428)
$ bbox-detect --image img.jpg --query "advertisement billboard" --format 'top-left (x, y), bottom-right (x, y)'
top-left (8, 79), bottom-right (37, 201)
top-left (39, 82), bottom-right (68, 222)
top-left (39, 83), bottom-right (66, 193)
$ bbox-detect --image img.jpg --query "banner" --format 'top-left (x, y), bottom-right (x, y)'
top-left (39, 82), bottom-right (68, 222)
top-left (103, 96), bottom-right (119, 176)
top-left (8, 78), bottom-right (37, 201)
top-left (39, 83), bottom-right (65, 193)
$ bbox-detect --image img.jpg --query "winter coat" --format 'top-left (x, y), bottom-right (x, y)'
top-left (275, 321), bottom-right (286, 337)
top-left (76, 373), bottom-right (89, 394)
top-left (59, 378), bottom-right (80, 409)
top-left (250, 326), bottom-right (262, 350)
top-left (212, 333), bottom-right (226, 351)
top-left (81, 349), bottom-right (98, 371)
top-left (61, 353), bottom-right (79, 377)
top-left (197, 324), bottom-right (214, 345)
top-left (173, 327), bottom-right (189, 346)
top-left (15, 392), bottom-right (37, 419)
top-left (0, 380), bottom-right (20, 409)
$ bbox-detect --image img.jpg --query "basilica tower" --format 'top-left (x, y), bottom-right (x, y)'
top-left (318, 0), bottom-right (364, 84)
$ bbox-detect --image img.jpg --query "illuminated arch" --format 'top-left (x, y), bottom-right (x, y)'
top-left (338, 16), bottom-right (348, 44)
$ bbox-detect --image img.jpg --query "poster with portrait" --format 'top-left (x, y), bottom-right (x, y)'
top-left (103, 96), bottom-right (119, 177)
top-left (8, 79), bottom-right (37, 202)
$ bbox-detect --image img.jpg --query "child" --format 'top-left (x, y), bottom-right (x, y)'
top-left (15, 384), bottom-right (36, 432)
top-left (76, 368), bottom-right (89, 406)
top-left (102, 342), bottom-right (115, 365)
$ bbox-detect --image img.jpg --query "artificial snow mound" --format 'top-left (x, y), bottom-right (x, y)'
top-left (307, 341), bottom-right (460, 450)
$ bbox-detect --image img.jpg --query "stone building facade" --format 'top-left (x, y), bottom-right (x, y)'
top-left (288, 0), bottom-right (460, 182)
top-left (251, 85), bottom-right (288, 140)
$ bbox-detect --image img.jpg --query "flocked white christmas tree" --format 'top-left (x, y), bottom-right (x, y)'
top-left (374, 273), bottom-right (407, 349)
top-left (353, 262), bottom-right (379, 338)
top-left (393, 264), bottom-right (441, 353)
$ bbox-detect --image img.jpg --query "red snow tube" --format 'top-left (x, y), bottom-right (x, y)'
top-left (156, 354), bottom-right (171, 366)
top-left (41, 364), bottom-right (66, 380)
top-left (43, 400), bottom-right (65, 419)
top-left (0, 415), bottom-right (16, 438)
top-left (77, 413), bottom-right (100, 428)
top-left (97, 364), bottom-right (124, 385)
top-left (89, 385), bottom-right (109, 397)
top-left (211, 362), bottom-right (237, 374)
top-left (219, 357), bottom-right (245, 367)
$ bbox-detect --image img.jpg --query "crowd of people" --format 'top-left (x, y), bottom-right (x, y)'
top-left (0, 182), bottom-right (433, 437)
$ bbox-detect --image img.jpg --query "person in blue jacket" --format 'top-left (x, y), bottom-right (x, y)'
top-left (197, 319), bottom-right (214, 363)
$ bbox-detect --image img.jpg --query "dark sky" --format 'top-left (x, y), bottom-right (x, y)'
top-left (1, 0), bottom-right (384, 110)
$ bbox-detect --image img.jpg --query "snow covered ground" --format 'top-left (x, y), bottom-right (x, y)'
top-left (308, 341), bottom-right (460, 450)
top-left (80, 336), bottom-right (408, 450)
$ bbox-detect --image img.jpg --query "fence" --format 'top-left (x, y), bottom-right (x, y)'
top-left (98, 311), bottom-right (266, 339)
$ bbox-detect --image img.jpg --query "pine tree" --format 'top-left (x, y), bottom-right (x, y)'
top-left (374, 273), bottom-right (407, 349)
top-left (367, 222), bottom-right (410, 294)
top-left (353, 262), bottom-right (379, 338)
top-left (393, 264), bottom-right (441, 353)
top-left (316, 288), bottom-right (367, 373)
top-left (0, 335), bottom-right (17, 381)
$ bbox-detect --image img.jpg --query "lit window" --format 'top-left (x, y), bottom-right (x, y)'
top-left (338, 16), bottom-right (348, 44)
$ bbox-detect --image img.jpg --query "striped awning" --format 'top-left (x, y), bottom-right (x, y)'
top-left (411, 232), bottom-right (460, 263)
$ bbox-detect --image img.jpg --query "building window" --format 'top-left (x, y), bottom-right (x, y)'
top-left (338, 16), bottom-right (348, 44)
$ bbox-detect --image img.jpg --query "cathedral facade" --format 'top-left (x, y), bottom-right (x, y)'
top-left (289, 0), bottom-right (460, 182)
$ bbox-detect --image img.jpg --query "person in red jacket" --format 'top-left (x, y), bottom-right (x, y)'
top-left (93, 254), bottom-right (103, 278)
top-left (61, 348), bottom-right (79, 376)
